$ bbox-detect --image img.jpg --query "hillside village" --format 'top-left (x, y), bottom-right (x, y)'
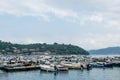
top-left (0, 40), bottom-right (89, 55)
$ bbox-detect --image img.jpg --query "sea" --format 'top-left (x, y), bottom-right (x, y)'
top-left (0, 54), bottom-right (120, 80)
top-left (0, 67), bottom-right (120, 80)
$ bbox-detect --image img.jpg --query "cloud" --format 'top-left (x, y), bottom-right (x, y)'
top-left (0, 0), bottom-right (78, 21)
top-left (89, 14), bottom-right (103, 23)
top-left (0, 0), bottom-right (119, 24)
top-left (105, 20), bottom-right (120, 30)
top-left (0, 36), bottom-right (44, 44)
top-left (80, 34), bottom-right (120, 50)
top-left (24, 38), bottom-right (44, 44)
top-left (0, 0), bottom-right (120, 49)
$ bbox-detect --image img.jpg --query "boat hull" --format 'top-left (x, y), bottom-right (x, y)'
top-left (40, 65), bottom-right (56, 72)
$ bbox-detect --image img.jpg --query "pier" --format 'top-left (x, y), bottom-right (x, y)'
top-left (1, 65), bottom-right (40, 72)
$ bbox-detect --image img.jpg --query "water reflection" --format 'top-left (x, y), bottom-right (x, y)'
top-left (39, 70), bottom-right (69, 80)
top-left (0, 70), bottom-right (9, 80)
top-left (0, 68), bottom-right (120, 80)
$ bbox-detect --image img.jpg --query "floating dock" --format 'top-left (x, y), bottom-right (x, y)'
top-left (1, 65), bottom-right (40, 72)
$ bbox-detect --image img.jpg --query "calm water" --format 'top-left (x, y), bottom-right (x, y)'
top-left (0, 67), bottom-right (120, 80)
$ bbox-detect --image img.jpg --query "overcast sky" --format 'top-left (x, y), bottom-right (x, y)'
top-left (0, 0), bottom-right (120, 50)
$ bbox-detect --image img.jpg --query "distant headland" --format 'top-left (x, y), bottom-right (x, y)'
top-left (89, 47), bottom-right (120, 55)
top-left (0, 40), bottom-right (89, 55)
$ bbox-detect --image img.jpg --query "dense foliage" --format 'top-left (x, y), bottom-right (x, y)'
top-left (0, 40), bottom-right (89, 55)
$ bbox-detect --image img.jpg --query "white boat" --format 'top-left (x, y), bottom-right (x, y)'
top-left (56, 65), bottom-right (68, 71)
top-left (0, 62), bottom-right (7, 68)
top-left (5, 63), bottom-right (23, 67)
top-left (40, 64), bottom-right (56, 72)
top-left (60, 62), bottom-right (82, 69)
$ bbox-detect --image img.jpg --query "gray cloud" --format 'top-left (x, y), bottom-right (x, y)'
top-left (0, 0), bottom-right (120, 49)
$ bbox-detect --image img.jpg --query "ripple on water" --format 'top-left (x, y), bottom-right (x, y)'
top-left (0, 68), bottom-right (120, 80)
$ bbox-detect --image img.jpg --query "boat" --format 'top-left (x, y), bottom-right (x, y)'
top-left (56, 65), bottom-right (68, 71)
top-left (40, 64), bottom-right (56, 72)
top-left (5, 63), bottom-right (23, 68)
top-left (104, 63), bottom-right (113, 67)
top-left (60, 62), bottom-right (82, 69)
top-left (89, 62), bottom-right (113, 68)
top-left (0, 62), bottom-right (7, 68)
top-left (111, 60), bottom-right (120, 67)
top-left (89, 62), bottom-right (104, 67)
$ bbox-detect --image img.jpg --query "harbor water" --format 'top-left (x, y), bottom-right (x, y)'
top-left (0, 67), bottom-right (120, 80)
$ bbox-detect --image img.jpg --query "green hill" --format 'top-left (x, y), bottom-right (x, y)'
top-left (0, 40), bottom-right (89, 55)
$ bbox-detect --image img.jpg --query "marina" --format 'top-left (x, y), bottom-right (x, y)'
top-left (0, 55), bottom-right (120, 72)
top-left (0, 54), bottom-right (120, 80)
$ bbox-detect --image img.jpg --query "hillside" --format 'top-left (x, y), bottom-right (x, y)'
top-left (0, 40), bottom-right (89, 55)
top-left (89, 47), bottom-right (120, 55)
